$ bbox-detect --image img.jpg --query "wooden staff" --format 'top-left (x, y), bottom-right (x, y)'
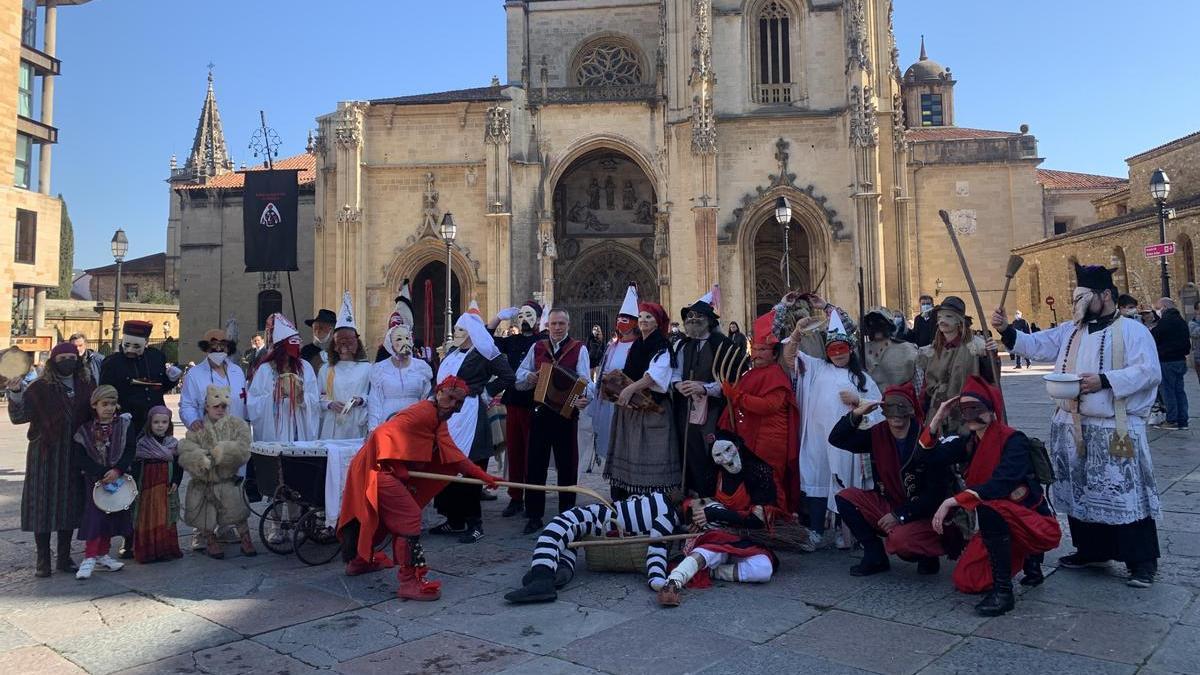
top-left (407, 471), bottom-right (614, 512)
top-left (567, 533), bottom-right (700, 549)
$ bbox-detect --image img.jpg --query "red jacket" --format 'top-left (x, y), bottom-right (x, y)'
top-left (720, 363), bottom-right (802, 514)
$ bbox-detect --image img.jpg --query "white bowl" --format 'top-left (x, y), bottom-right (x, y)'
top-left (1043, 373), bottom-right (1082, 400)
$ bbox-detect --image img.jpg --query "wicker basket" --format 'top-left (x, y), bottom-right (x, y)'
top-left (581, 536), bottom-right (650, 573)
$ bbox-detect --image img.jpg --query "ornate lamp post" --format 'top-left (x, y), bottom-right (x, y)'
top-left (774, 196), bottom-right (792, 288)
top-left (1150, 168), bottom-right (1171, 299)
top-left (110, 228), bottom-right (129, 351)
top-left (439, 213), bottom-right (458, 343)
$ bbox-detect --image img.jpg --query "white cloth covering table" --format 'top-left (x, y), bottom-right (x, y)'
top-left (251, 439), bottom-right (367, 527)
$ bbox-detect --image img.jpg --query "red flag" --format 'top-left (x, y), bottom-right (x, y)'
top-left (423, 279), bottom-right (434, 347)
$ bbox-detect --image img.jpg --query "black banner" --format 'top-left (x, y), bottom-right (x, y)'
top-left (243, 168), bottom-right (300, 272)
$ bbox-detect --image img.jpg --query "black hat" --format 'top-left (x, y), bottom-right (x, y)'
top-left (304, 309), bottom-right (337, 327)
top-left (933, 296), bottom-right (966, 318)
top-left (1074, 263), bottom-right (1117, 293)
top-left (681, 300), bottom-right (719, 324)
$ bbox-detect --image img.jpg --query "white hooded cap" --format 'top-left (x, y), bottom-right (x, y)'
top-left (270, 314), bottom-right (299, 345)
top-left (618, 282), bottom-right (639, 318)
top-left (335, 290), bottom-right (357, 332)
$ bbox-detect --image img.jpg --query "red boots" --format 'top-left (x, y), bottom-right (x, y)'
top-left (345, 551), bottom-right (394, 577)
top-left (395, 536), bottom-right (440, 601)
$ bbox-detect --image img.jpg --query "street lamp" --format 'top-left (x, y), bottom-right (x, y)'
top-left (439, 213), bottom-right (458, 343)
top-left (110, 228), bottom-right (129, 351)
top-left (1151, 168), bottom-right (1171, 299)
top-left (774, 196), bottom-right (792, 288)
top-left (162, 320), bottom-right (171, 339)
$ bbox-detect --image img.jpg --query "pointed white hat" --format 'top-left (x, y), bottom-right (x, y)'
top-left (335, 290), bottom-right (357, 332)
top-left (270, 313), bottom-right (299, 345)
top-left (618, 282), bottom-right (639, 318)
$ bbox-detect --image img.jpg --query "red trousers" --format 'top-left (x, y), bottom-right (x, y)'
top-left (505, 405), bottom-right (532, 500)
top-left (84, 538), bottom-right (111, 558)
top-left (838, 488), bottom-right (944, 560)
top-left (377, 471), bottom-right (422, 538)
top-left (953, 500), bottom-right (1061, 593)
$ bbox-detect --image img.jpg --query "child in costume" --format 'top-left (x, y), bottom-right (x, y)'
top-left (132, 406), bottom-right (183, 563)
top-left (72, 385), bottom-right (136, 579)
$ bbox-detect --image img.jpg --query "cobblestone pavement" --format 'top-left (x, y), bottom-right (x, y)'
top-left (0, 366), bottom-right (1197, 673)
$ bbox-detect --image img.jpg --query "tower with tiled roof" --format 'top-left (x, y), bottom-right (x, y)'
top-left (902, 36), bottom-right (955, 128)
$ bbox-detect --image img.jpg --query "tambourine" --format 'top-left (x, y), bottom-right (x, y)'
top-left (92, 476), bottom-right (139, 514)
top-left (0, 346), bottom-right (33, 384)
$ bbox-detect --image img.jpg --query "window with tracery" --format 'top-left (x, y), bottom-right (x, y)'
top-left (751, 1), bottom-right (796, 103)
top-left (575, 42), bottom-right (643, 86)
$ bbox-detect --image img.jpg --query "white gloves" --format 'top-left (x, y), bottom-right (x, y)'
top-left (166, 365), bottom-right (183, 381)
top-left (497, 307), bottom-right (519, 321)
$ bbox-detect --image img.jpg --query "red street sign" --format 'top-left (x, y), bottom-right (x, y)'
top-left (1045, 296), bottom-right (1055, 307)
top-left (1145, 242), bottom-right (1176, 259)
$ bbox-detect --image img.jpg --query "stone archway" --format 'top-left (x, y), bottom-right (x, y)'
top-left (737, 187), bottom-right (832, 319)
top-left (560, 243), bottom-right (658, 340)
top-left (752, 217), bottom-right (811, 316)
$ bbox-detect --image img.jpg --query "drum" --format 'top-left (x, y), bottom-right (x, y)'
top-left (0, 347), bottom-right (33, 386)
top-left (92, 476), bottom-right (139, 514)
top-left (533, 363), bottom-right (587, 419)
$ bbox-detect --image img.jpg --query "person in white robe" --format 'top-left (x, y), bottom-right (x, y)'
top-left (368, 323), bottom-right (432, 431)
top-left (785, 311), bottom-right (882, 549)
top-left (994, 262), bottom-right (1162, 587)
top-left (317, 292), bottom-right (371, 440)
top-left (589, 282), bottom-right (640, 468)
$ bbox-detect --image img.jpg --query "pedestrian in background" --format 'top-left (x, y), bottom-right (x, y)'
top-left (1151, 297), bottom-right (1190, 430)
top-left (1189, 301), bottom-right (1200, 386)
top-left (1009, 311), bottom-right (1032, 369)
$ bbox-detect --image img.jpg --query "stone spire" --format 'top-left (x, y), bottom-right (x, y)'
top-left (919, 35), bottom-right (927, 60)
top-left (185, 68), bottom-right (233, 181)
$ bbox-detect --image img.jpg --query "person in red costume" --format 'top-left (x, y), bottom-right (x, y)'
top-left (920, 375), bottom-right (1061, 616)
top-left (718, 309), bottom-right (802, 514)
top-left (337, 376), bottom-right (500, 601)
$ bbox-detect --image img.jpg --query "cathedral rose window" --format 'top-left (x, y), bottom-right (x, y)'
top-left (575, 41), bottom-right (643, 87)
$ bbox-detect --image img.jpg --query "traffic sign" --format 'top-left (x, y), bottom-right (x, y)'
top-left (1044, 296), bottom-right (1055, 307)
top-left (1145, 242), bottom-right (1176, 259)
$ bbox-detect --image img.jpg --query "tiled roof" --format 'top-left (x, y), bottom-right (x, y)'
top-left (1126, 129), bottom-right (1200, 162)
top-left (906, 127), bottom-right (1022, 142)
top-left (1036, 168), bottom-right (1127, 191)
top-left (174, 153), bottom-right (316, 191)
top-left (371, 86), bottom-right (510, 106)
top-left (85, 252), bottom-right (166, 276)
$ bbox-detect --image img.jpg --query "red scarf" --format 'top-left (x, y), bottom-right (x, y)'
top-left (959, 375), bottom-right (1014, 488)
top-left (868, 382), bottom-right (924, 508)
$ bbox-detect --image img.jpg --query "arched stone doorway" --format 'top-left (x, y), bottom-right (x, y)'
top-left (559, 242), bottom-right (658, 340)
top-left (553, 145), bottom-right (659, 338)
top-left (410, 261), bottom-right (461, 346)
top-left (751, 218), bottom-right (810, 316)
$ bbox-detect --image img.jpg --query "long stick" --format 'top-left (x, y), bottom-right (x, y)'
top-left (407, 471), bottom-right (614, 511)
top-left (567, 533), bottom-right (700, 549)
top-left (938, 210), bottom-right (1004, 409)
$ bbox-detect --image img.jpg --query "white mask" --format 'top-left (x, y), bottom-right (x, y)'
top-left (451, 325), bottom-right (471, 349)
top-left (1071, 287), bottom-right (1095, 323)
top-left (391, 325), bottom-right (414, 356)
top-left (710, 440), bottom-right (742, 474)
top-left (121, 336), bottom-right (147, 357)
top-left (208, 352), bottom-right (227, 367)
top-left (517, 305), bottom-right (539, 331)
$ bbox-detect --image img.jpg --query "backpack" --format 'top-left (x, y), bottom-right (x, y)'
top-left (1027, 436), bottom-right (1055, 485)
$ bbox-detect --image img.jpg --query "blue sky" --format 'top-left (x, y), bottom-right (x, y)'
top-left (53, 0), bottom-right (1199, 269)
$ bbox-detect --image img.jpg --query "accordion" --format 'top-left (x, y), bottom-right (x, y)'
top-left (533, 362), bottom-right (588, 419)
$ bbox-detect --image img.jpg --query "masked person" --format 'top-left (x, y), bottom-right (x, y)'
top-left (907, 294), bottom-right (937, 347)
top-left (717, 309), bottom-right (801, 513)
top-left (318, 292), bottom-right (372, 440)
top-left (487, 300), bottom-right (546, 518)
top-left (830, 383), bottom-right (955, 576)
top-left (373, 279), bottom-right (431, 366)
top-left (100, 320), bottom-right (182, 435)
top-left (591, 283), bottom-right (640, 471)
top-left (300, 308), bottom-right (336, 374)
top-left (431, 308), bottom-right (515, 543)
top-left (917, 296), bottom-right (993, 435)
top-left (994, 263), bottom-right (1162, 588)
top-left (338, 377), bottom-right (500, 598)
top-left (605, 302), bottom-right (678, 499)
top-left (179, 385), bottom-right (256, 559)
top-left (862, 307), bottom-right (918, 388)
top-left (180, 329), bottom-right (246, 432)
top-left (515, 308), bottom-right (591, 534)
top-left (920, 377), bottom-right (1062, 616)
top-left (786, 311), bottom-right (883, 549)
top-left (368, 325), bottom-right (432, 432)
top-left (5, 342), bottom-right (92, 577)
top-left (674, 285), bottom-right (733, 496)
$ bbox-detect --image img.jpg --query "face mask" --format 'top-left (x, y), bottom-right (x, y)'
top-left (122, 337), bottom-right (147, 357)
top-left (313, 332), bottom-right (331, 348)
top-left (391, 326), bottom-right (414, 355)
top-left (710, 440), bottom-right (742, 474)
top-left (1071, 287), bottom-right (1095, 323)
top-left (1120, 308), bottom-right (1139, 318)
top-left (920, 303), bottom-right (933, 314)
top-left (451, 326), bottom-right (471, 349)
top-left (208, 352), bottom-right (227, 367)
top-left (958, 402), bottom-right (990, 423)
top-left (517, 306), bottom-right (539, 331)
top-left (52, 359), bottom-right (78, 376)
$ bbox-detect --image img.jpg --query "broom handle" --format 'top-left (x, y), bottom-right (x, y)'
top-left (998, 276), bottom-right (1014, 312)
top-left (406, 471), bottom-right (614, 512)
top-left (567, 533), bottom-right (701, 549)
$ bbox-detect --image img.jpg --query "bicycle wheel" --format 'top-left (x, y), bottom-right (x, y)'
top-left (294, 509), bottom-right (341, 566)
top-left (258, 500), bottom-right (299, 555)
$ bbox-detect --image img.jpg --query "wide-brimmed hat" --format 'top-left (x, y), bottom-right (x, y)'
top-left (933, 296), bottom-right (967, 318)
top-left (304, 309), bottom-right (336, 327)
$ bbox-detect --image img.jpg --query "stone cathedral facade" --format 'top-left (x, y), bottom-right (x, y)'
top-left (313, 0), bottom-right (911, 344)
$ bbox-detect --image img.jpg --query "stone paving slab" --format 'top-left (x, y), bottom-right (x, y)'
top-left (770, 609), bottom-right (959, 675)
top-left (47, 609), bottom-right (238, 674)
top-left (181, 580), bottom-right (360, 636)
top-left (1145, 624), bottom-right (1200, 674)
top-left (5, 592), bottom-right (175, 643)
top-left (0, 574), bottom-right (129, 616)
top-left (334, 631), bottom-right (534, 675)
top-left (0, 644), bottom-right (87, 674)
top-left (645, 581), bottom-right (819, 643)
top-left (252, 607), bottom-right (439, 667)
top-left (919, 636), bottom-right (1137, 675)
top-left (553, 615), bottom-right (753, 675)
top-left (1021, 568), bottom-right (1195, 619)
top-left (491, 655), bottom-right (605, 674)
top-left (973, 599), bottom-right (1173, 665)
top-left (113, 639), bottom-right (321, 675)
top-left (701, 644), bottom-right (876, 675)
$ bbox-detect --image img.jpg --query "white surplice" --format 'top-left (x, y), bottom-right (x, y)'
top-left (317, 360), bottom-right (372, 440)
top-left (246, 360), bottom-right (320, 442)
top-left (436, 348), bottom-right (477, 454)
top-left (367, 357), bottom-right (433, 431)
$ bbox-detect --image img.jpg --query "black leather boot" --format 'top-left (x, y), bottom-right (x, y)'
top-left (505, 565), bottom-right (557, 603)
top-left (836, 497), bottom-right (889, 576)
top-left (1020, 553), bottom-right (1045, 587)
top-left (34, 532), bottom-right (51, 578)
top-left (975, 533), bottom-right (1015, 616)
top-left (56, 530), bottom-right (78, 572)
